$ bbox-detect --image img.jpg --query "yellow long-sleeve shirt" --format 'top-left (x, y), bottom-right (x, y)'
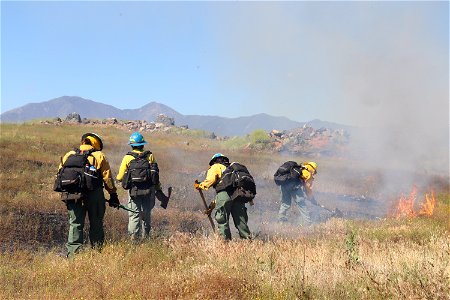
top-left (116, 149), bottom-right (161, 190)
top-left (301, 163), bottom-right (316, 195)
top-left (59, 144), bottom-right (117, 194)
top-left (199, 163), bottom-right (227, 190)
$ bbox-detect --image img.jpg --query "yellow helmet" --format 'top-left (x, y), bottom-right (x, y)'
top-left (81, 133), bottom-right (103, 151)
top-left (305, 162), bottom-right (317, 173)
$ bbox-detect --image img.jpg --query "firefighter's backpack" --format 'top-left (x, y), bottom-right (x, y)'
top-left (273, 161), bottom-right (304, 186)
top-left (54, 149), bottom-right (102, 194)
top-left (122, 151), bottom-right (159, 196)
top-left (215, 162), bottom-right (256, 203)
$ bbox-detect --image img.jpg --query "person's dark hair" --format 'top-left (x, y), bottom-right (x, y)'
top-left (131, 145), bottom-right (144, 151)
top-left (82, 138), bottom-right (92, 146)
top-left (215, 156), bottom-right (229, 165)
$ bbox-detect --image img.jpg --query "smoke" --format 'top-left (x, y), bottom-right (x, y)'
top-left (332, 6), bottom-right (449, 193)
top-left (208, 2), bottom-right (448, 192)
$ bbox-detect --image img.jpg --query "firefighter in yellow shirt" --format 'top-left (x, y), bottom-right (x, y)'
top-left (194, 153), bottom-right (251, 240)
top-left (278, 161), bottom-right (318, 225)
top-left (116, 132), bottom-right (163, 240)
top-left (57, 133), bottom-right (119, 257)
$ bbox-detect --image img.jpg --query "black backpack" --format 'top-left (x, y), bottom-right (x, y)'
top-left (273, 161), bottom-right (304, 186)
top-left (54, 149), bottom-right (102, 194)
top-left (215, 162), bottom-right (256, 203)
top-left (122, 151), bottom-right (159, 196)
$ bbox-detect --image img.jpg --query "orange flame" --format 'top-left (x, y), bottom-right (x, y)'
top-left (390, 186), bottom-right (436, 219)
top-left (392, 186), bottom-right (417, 219)
top-left (418, 191), bottom-right (436, 216)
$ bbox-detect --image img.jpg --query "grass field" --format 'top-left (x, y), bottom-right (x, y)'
top-left (0, 123), bottom-right (448, 299)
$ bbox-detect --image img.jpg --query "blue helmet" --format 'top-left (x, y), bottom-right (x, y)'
top-left (128, 132), bottom-right (148, 147)
top-left (209, 153), bottom-right (229, 166)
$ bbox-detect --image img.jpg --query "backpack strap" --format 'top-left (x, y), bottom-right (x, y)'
top-left (220, 162), bottom-right (230, 169)
top-left (77, 148), bottom-right (97, 167)
top-left (127, 150), bottom-right (152, 159)
top-left (127, 151), bottom-right (139, 159)
top-left (141, 150), bottom-right (152, 158)
top-left (76, 147), bottom-right (95, 155)
top-left (292, 166), bottom-right (302, 176)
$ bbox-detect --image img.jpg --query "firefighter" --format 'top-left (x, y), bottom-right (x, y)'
top-left (277, 161), bottom-right (318, 225)
top-left (116, 132), bottom-right (162, 240)
top-left (57, 133), bottom-right (119, 257)
top-left (194, 153), bottom-right (252, 240)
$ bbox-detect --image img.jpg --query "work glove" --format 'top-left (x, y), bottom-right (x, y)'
top-left (108, 193), bottom-right (120, 209)
top-left (204, 200), bottom-right (216, 215)
top-left (194, 180), bottom-right (201, 190)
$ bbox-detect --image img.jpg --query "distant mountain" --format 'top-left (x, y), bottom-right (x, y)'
top-left (178, 113), bottom-right (303, 137)
top-left (307, 119), bottom-right (354, 132)
top-left (0, 96), bottom-right (123, 122)
top-left (0, 96), bottom-right (351, 136)
top-left (122, 102), bottom-right (183, 121)
top-left (0, 96), bottom-right (179, 123)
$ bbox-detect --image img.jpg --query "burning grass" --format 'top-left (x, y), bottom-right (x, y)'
top-left (390, 186), bottom-right (438, 219)
top-left (0, 123), bottom-right (449, 299)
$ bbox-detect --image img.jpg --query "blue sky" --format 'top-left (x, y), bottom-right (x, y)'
top-left (1, 1), bottom-right (448, 126)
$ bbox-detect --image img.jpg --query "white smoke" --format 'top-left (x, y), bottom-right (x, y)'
top-left (206, 2), bottom-right (448, 183)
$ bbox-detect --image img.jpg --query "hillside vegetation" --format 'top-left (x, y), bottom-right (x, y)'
top-left (0, 123), bottom-right (448, 299)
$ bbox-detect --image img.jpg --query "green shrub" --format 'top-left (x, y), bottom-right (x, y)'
top-left (249, 129), bottom-right (270, 144)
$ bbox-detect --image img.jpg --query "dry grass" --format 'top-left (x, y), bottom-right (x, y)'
top-left (0, 221), bottom-right (448, 299)
top-left (0, 123), bottom-right (449, 299)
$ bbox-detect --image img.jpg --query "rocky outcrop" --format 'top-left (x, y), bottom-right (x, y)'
top-left (39, 113), bottom-right (219, 139)
top-left (155, 114), bottom-right (175, 126)
top-left (65, 113), bottom-right (81, 123)
top-left (268, 124), bottom-right (349, 155)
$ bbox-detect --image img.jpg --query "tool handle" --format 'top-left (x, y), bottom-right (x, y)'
top-left (105, 199), bottom-right (139, 213)
top-left (198, 189), bottom-right (216, 232)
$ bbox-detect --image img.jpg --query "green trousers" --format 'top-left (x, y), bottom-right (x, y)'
top-left (214, 191), bottom-right (251, 240)
top-left (66, 188), bottom-right (106, 256)
top-left (278, 181), bottom-right (312, 226)
top-left (127, 187), bottom-right (155, 240)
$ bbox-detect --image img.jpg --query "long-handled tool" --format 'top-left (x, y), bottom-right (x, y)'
top-left (318, 204), bottom-right (343, 218)
top-left (156, 186), bottom-right (172, 209)
top-left (105, 199), bottom-right (139, 214)
top-left (310, 195), bottom-right (343, 218)
top-left (164, 186), bottom-right (172, 208)
top-left (197, 188), bottom-right (216, 232)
